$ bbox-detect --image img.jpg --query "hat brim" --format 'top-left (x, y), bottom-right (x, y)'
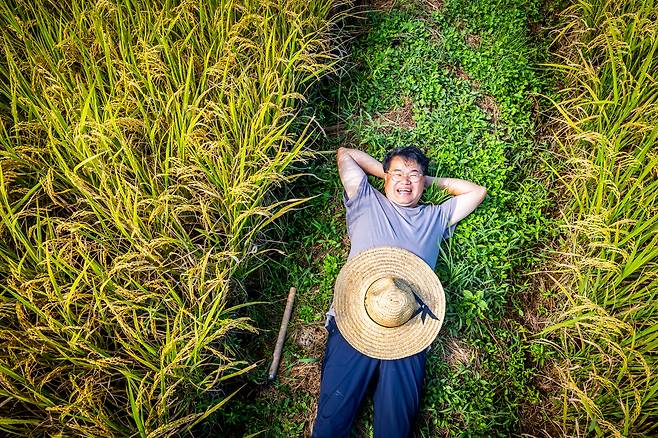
top-left (334, 247), bottom-right (445, 360)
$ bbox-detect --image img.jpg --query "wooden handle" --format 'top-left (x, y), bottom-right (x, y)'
top-left (268, 286), bottom-right (297, 380)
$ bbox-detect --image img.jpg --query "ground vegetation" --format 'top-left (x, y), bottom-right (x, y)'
top-left (228, 0), bottom-right (557, 436)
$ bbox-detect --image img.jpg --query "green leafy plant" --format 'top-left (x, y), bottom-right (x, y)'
top-left (234, 0), bottom-right (552, 435)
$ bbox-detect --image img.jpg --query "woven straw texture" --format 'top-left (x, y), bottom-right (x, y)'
top-left (334, 247), bottom-right (445, 360)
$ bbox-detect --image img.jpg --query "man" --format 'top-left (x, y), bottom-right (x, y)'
top-left (312, 146), bottom-right (486, 438)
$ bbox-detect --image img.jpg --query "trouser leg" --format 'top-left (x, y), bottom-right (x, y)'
top-left (372, 350), bottom-right (427, 438)
top-left (312, 318), bottom-right (378, 438)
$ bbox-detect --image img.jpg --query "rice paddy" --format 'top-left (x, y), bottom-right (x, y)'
top-left (0, 0), bottom-right (340, 435)
top-left (0, 0), bottom-right (656, 436)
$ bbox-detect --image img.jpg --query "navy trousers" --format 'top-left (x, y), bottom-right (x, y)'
top-left (312, 318), bottom-right (426, 438)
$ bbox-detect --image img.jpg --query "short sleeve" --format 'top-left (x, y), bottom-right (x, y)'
top-left (343, 174), bottom-right (370, 208)
top-left (436, 196), bottom-right (459, 239)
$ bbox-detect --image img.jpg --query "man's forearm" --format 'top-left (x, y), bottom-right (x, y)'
top-left (425, 176), bottom-right (486, 197)
top-left (338, 147), bottom-right (385, 179)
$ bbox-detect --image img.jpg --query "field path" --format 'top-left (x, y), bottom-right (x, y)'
top-left (228, 1), bottom-right (553, 436)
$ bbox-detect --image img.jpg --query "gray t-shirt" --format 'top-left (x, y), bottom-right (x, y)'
top-left (345, 175), bottom-right (457, 269)
top-left (326, 176), bottom-right (457, 321)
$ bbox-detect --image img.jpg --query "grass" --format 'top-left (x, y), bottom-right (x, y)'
top-left (2, 0), bottom-right (653, 436)
top-left (227, 0), bottom-right (556, 435)
top-left (538, 0), bottom-right (658, 436)
top-left (0, 0), bottom-right (340, 435)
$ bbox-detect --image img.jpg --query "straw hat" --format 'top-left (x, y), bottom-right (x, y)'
top-left (334, 247), bottom-right (445, 360)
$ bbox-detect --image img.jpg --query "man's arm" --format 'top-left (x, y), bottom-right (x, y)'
top-left (425, 176), bottom-right (486, 226)
top-left (337, 147), bottom-right (385, 199)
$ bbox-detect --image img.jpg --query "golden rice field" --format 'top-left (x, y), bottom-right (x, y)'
top-left (0, 0), bottom-right (656, 436)
top-left (0, 0), bottom-right (340, 435)
top-left (538, 0), bottom-right (658, 435)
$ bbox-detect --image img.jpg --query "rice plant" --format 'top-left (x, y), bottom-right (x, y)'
top-left (0, 0), bottom-right (340, 435)
top-left (539, 0), bottom-right (658, 435)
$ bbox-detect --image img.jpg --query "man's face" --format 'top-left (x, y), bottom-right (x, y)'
top-left (383, 156), bottom-right (425, 207)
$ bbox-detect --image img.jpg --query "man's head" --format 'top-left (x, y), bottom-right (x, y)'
top-left (382, 146), bottom-right (429, 207)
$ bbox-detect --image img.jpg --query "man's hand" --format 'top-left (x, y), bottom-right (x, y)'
top-left (425, 176), bottom-right (487, 225)
top-left (337, 147), bottom-right (385, 199)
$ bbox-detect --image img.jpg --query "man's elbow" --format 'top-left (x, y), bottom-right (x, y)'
top-left (337, 147), bottom-right (356, 167)
top-left (478, 186), bottom-right (487, 204)
top-left (337, 147), bottom-right (348, 163)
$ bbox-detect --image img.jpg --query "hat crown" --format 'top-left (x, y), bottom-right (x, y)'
top-left (364, 276), bottom-right (418, 328)
top-left (334, 246), bottom-right (445, 360)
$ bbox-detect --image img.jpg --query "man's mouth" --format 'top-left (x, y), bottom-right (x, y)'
top-left (397, 188), bottom-right (411, 194)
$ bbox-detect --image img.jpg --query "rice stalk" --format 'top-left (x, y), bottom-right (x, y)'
top-left (0, 0), bottom-right (344, 435)
top-left (539, 0), bottom-right (658, 435)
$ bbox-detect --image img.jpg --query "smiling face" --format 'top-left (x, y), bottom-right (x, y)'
top-left (383, 155), bottom-right (425, 207)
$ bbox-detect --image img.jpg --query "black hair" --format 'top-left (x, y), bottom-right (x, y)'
top-left (382, 146), bottom-right (430, 175)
